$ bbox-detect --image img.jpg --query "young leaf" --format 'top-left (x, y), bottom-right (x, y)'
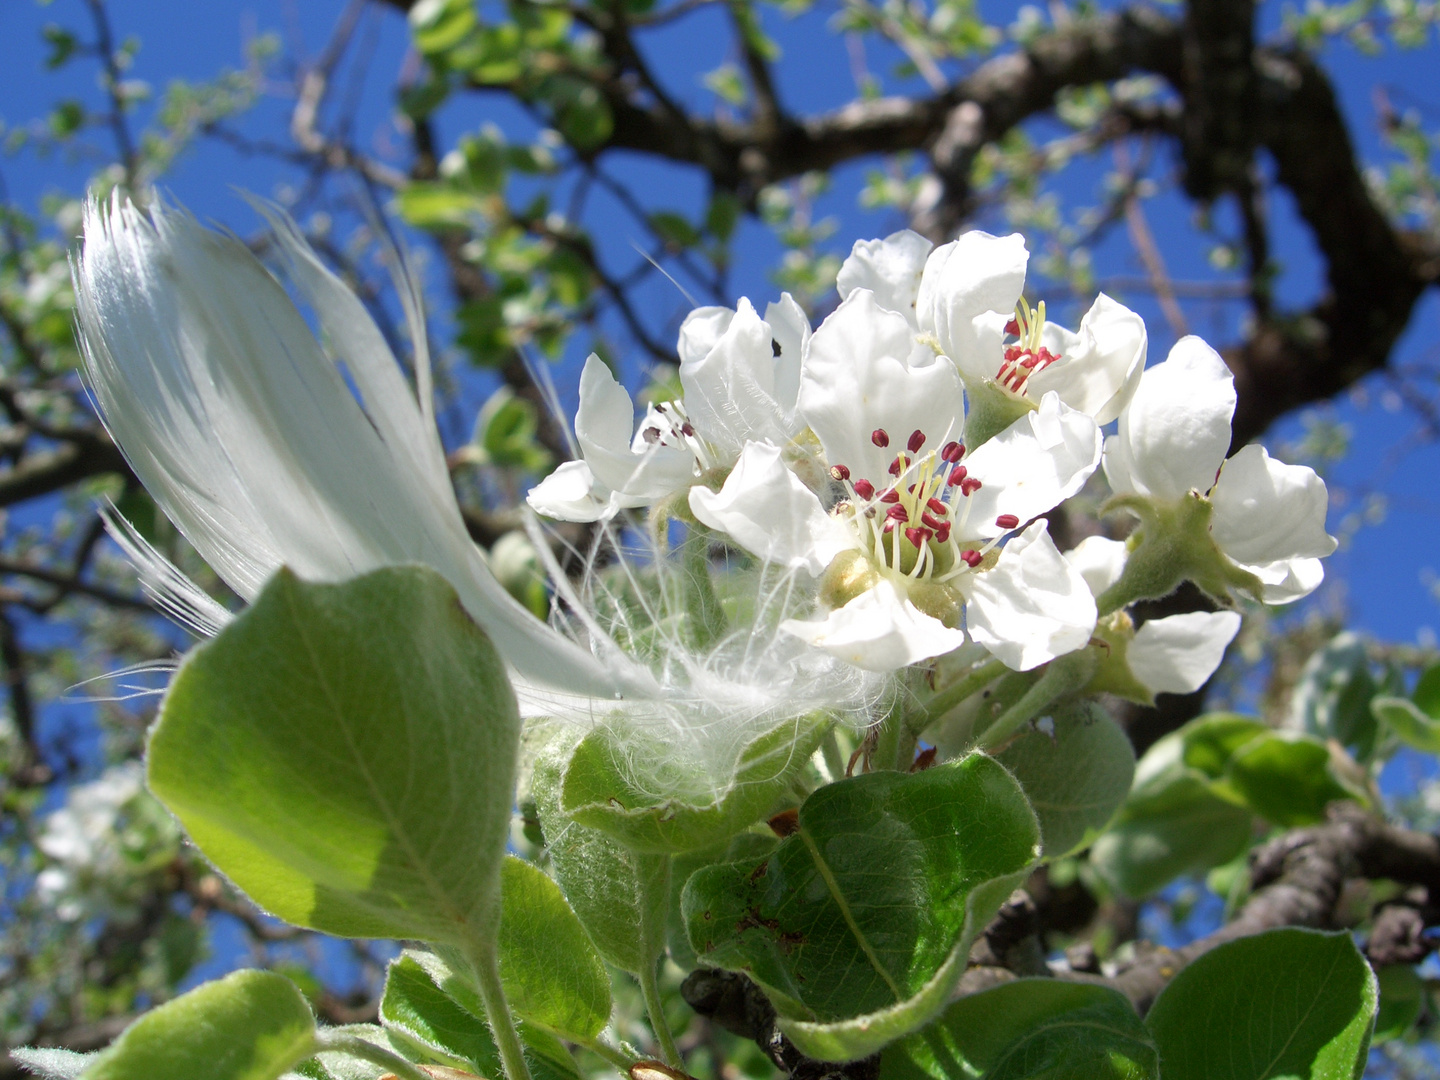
top-left (881, 979), bottom-right (1157, 1080)
top-left (1372, 695), bottom-right (1440, 753)
top-left (379, 952), bottom-right (578, 1080)
top-left (1373, 964), bottom-right (1423, 1043)
top-left (532, 750), bottom-right (667, 975)
top-left (497, 856), bottom-right (612, 1040)
top-left (9, 1049), bottom-right (95, 1080)
top-left (561, 712), bottom-right (832, 853)
top-left (682, 754), bottom-right (1039, 1061)
top-left (1146, 928), bottom-right (1377, 1079)
top-left (668, 833), bottom-right (777, 970)
top-left (148, 566), bottom-right (522, 946)
top-left (79, 969), bottom-right (315, 1080)
top-left (1218, 732), bottom-right (1352, 827)
top-left (996, 701), bottom-right (1135, 857)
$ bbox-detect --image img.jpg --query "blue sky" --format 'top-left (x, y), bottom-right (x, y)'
top-left (1, 0), bottom-right (1437, 649)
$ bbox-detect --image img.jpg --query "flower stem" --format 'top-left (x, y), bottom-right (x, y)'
top-left (909, 658), bottom-right (1009, 733)
top-left (820, 728), bottom-right (849, 781)
top-left (634, 853), bottom-right (683, 1067)
top-left (314, 1034), bottom-right (433, 1080)
top-left (681, 524), bottom-right (727, 649)
top-left (574, 1034), bottom-right (640, 1074)
top-left (872, 703), bottom-right (917, 772)
top-left (976, 651), bottom-right (1096, 752)
top-left (463, 936), bottom-right (535, 1080)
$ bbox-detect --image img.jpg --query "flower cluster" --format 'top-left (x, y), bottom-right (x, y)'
top-left (531, 228), bottom-right (1333, 695)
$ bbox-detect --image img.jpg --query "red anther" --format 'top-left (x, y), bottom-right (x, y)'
top-left (1020, 354), bottom-right (1039, 369)
top-left (853, 478), bottom-right (875, 500)
top-left (886, 504), bottom-right (909, 523)
top-left (996, 513), bottom-right (1020, 529)
top-left (880, 488), bottom-right (900, 504)
top-left (961, 477), bottom-right (983, 496)
top-left (940, 441), bottom-right (963, 463)
top-left (961, 549), bottom-right (984, 568)
top-left (921, 512), bottom-right (944, 530)
top-left (935, 523), bottom-right (951, 543)
top-left (1004, 346), bottom-right (1021, 362)
top-left (926, 497), bottom-right (948, 515)
top-left (1004, 317), bottom-right (1020, 336)
top-left (681, 423), bottom-right (696, 436)
top-left (907, 429), bottom-right (926, 454)
top-left (871, 429), bottom-right (890, 448)
top-left (904, 526), bottom-right (927, 548)
top-left (830, 464), bottom-right (851, 482)
top-left (888, 456), bottom-right (905, 476)
top-left (883, 519), bottom-right (897, 533)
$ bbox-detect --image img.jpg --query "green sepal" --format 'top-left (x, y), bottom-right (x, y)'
top-left (1096, 492), bottom-right (1262, 614)
top-left (78, 970), bottom-right (315, 1080)
top-left (960, 378), bottom-right (1037, 450)
top-left (1082, 613), bottom-right (1157, 705)
top-left (560, 711), bottom-right (833, 853)
top-left (682, 754), bottom-right (1040, 1061)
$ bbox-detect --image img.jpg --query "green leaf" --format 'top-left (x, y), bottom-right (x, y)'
top-left (409, 0), bottom-right (478, 56)
top-left (79, 970), bottom-right (315, 1080)
top-left (396, 183), bottom-right (483, 230)
top-left (1146, 929), bottom-right (1377, 1079)
top-left (497, 856), bottom-right (611, 1040)
top-left (532, 748), bottom-right (667, 974)
top-left (9, 1049), bottom-right (95, 1080)
top-left (1219, 732), bottom-right (1352, 827)
top-left (682, 754), bottom-right (1039, 1061)
top-left (881, 979), bottom-right (1157, 1080)
top-left (1289, 633), bottom-right (1379, 757)
top-left (1372, 695), bottom-right (1440, 753)
top-left (997, 702), bottom-right (1135, 858)
top-left (561, 712), bottom-right (832, 853)
top-left (543, 76), bottom-right (613, 150)
top-left (1178, 714), bottom-right (1268, 777)
top-left (1372, 964), bottom-right (1423, 1043)
top-left (1411, 662), bottom-right (1440, 717)
top-left (148, 566), bottom-right (521, 945)
top-left (379, 952), bottom-right (579, 1080)
top-left (1089, 770), bottom-right (1253, 899)
top-left (668, 833), bottom-right (777, 970)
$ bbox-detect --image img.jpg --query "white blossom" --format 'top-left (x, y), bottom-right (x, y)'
top-left (1103, 337), bottom-right (1337, 603)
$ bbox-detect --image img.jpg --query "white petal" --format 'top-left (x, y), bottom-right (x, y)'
top-left (101, 503), bottom-right (232, 637)
top-left (527, 460), bottom-right (613, 522)
top-left (1064, 535), bottom-right (1129, 599)
top-left (1243, 556), bottom-right (1326, 605)
top-left (680, 297), bottom-right (787, 457)
top-left (836, 230), bottom-right (934, 323)
top-left (1114, 336), bottom-right (1235, 500)
top-left (959, 393), bottom-right (1102, 540)
top-left (76, 195), bottom-right (634, 698)
top-left (765, 292), bottom-right (811, 423)
top-left (1025, 294), bottom-right (1147, 424)
top-left (963, 522), bottom-right (1097, 670)
top-left (1209, 444), bottom-right (1337, 565)
top-left (781, 579), bottom-right (967, 671)
top-left (688, 441), bottom-right (849, 575)
top-left (576, 354), bottom-right (692, 498)
top-left (801, 289), bottom-right (965, 483)
top-left (677, 305), bottom-right (735, 367)
top-left (915, 231), bottom-right (1028, 361)
top-left (1102, 432), bottom-right (1140, 496)
top-left (1129, 611), bottom-right (1241, 695)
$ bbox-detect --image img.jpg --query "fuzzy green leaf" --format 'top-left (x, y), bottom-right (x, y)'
top-left (561, 712), bottom-right (832, 853)
top-left (881, 979), bottom-right (1157, 1080)
top-left (1147, 928), bottom-right (1376, 1079)
top-left (148, 566), bottom-right (521, 945)
top-left (682, 754), bottom-right (1039, 1061)
top-left (79, 970), bottom-right (315, 1080)
top-left (997, 702), bottom-right (1135, 857)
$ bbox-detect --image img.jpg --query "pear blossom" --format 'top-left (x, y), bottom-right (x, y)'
top-left (527, 294), bottom-right (812, 521)
top-left (75, 194), bottom-right (650, 699)
top-left (689, 287), bottom-right (1102, 672)
top-left (1103, 337), bottom-right (1337, 604)
top-left (838, 229), bottom-right (1148, 427)
top-left (1066, 536), bottom-right (1242, 696)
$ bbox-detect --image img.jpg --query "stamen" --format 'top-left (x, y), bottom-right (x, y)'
top-left (853, 478), bottom-right (875, 500)
top-left (880, 489), bottom-right (900, 504)
top-left (831, 464), bottom-right (850, 481)
top-left (996, 513), bottom-right (1019, 529)
top-left (904, 526), bottom-right (929, 549)
top-left (888, 455), bottom-right (906, 477)
top-left (935, 523), bottom-right (951, 543)
top-left (960, 477), bottom-right (982, 496)
top-left (941, 441), bottom-right (964, 463)
top-left (886, 505), bottom-right (909, 523)
top-left (907, 430), bottom-right (926, 454)
top-left (921, 512), bottom-right (944, 530)
top-left (961, 549), bottom-right (984, 568)
top-left (871, 429), bottom-right (890, 448)
top-left (926, 497), bottom-right (947, 515)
